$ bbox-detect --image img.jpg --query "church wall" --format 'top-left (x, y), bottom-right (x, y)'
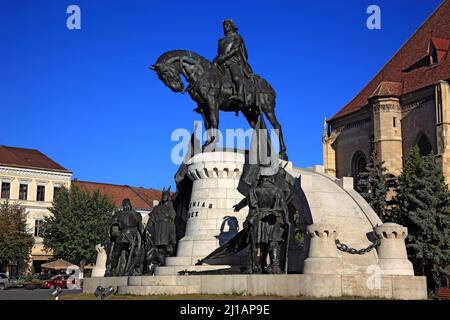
top-left (331, 110), bottom-right (373, 178)
top-left (400, 88), bottom-right (437, 158)
top-left (327, 84), bottom-right (450, 183)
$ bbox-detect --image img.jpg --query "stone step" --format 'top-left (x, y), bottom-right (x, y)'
top-left (118, 285), bottom-right (201, 295)
top-left (155, 265), bottom-right (231, 276)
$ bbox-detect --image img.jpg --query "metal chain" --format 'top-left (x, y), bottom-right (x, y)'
top-left (335, 238), bottom-right (381, 255)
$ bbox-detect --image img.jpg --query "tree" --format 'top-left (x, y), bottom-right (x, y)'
top-left (392, 146), bottom-right (450, 289)
top-left (0, 201), bottom-right (34, 270)
top-left (357, 151), bottom-right (391, 222)
top-left (42, 186), bottom-right (114, 265)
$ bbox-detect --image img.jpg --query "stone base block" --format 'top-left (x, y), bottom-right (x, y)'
top-left (392, 275), bottom-right (427, 300)
top-left (303, 257), bottom-right (343, 274)
top-left (118, 285), bottom-right (200, 295)
top-left (82, 276), bottom-right (128, 293)
top-left (83, 274), bottom-right (427, 299)
top-left (378, 259), bottom-right (414, 275)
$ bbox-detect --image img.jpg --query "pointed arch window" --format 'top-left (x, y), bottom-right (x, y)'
top-left (417, 133), bottom-right (432, 156)
top-left (351, 151), bottom-right (367, 191)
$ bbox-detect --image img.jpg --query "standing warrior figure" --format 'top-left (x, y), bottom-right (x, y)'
top-left (144, 187), bottom-right (177, 271)
top-left (105, 199), bottom-right (144, 276)
top-left (234, 175), bottom-right (289, 274)
top-left (213, 19), bottom-right (253, 104)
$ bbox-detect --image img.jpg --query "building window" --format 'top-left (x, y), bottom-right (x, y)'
top-left (417, 133), bottom-right (432, 156)
top-left (34, 219), bottom-right (44, 237)
top-left (36, 186), bottom-right (45, 202)
top-left (431, 48), bottom-right (438, 65)
top-left (19, 184), bottom-right (28, 200)
top-left (1, 182), bottom-right (10, 199)
top-left (351, 151), bottom-right (367, 191)
top-left (53, 186), bottom-right (61, 198)
top-left (393, 117), bottom-right (397, 128)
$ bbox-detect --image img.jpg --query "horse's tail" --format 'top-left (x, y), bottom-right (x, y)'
top-left (251, 75), bottom-right (276, 113)
top-left (253, 75), bottom-right (276, 99)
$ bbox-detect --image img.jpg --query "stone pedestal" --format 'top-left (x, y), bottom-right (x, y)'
top-left (91, 244), bottom-right (107, 277)
top-left (303, 224), bottom-right (343, 274)
top-left (374, 223), bottom-right (414, 275)
top-left (84, 274), bottom-right (427, 299)
top-left (157, 151), bottom-right (249, 275)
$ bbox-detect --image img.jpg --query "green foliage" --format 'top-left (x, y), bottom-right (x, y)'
top-left (42, 186), bottom-right (114, 265)
top-left (357, 151), bottom-right (391, 222)
top-left (21, 266), bottom-right (43, 286)
top-left (392, 146), bottom-right (450, 289)
top-left (0, 201), bottom-right (34, 267)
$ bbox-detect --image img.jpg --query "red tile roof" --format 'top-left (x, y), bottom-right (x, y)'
top-left (0, 145), bottom-right (70, 172)
top-left (369, 81), bottom-right (403, 98)
top-left (330, 0), bottom-right (450, 121)
top-left (72, 180), bottom-right (163, 210)
top-left (431, 37), bottom-right (450, 51)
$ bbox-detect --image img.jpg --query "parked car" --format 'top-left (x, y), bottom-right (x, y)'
top-left (0, 273), bottom-right (9, 290)
top-left (37, 273), bottom-right (53, 281)
top-left (42, 275), bottom-right (70, 289)
top-left (8, 275), bottom-right (26, 288)
top-left (8, 275), bottom-right (18, 288)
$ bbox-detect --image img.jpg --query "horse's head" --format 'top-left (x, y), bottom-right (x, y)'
top-left (150, 63), bottom-right (184, 93)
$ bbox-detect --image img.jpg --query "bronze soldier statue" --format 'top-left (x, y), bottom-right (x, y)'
top-left (234, 175), bottom-right (289, 274)
top-left (105, 199), bottom-right (144, 276)
top-left (213, 19), bottom-right (253, 105)
top-left (144, 187), bottom-right (177, 272)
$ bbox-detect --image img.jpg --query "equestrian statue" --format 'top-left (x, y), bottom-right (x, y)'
top-left (150, 19), bottom-right (288, 160)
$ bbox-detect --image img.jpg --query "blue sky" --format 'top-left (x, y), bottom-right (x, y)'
top-left (0, 0), bottom-right (443, 189)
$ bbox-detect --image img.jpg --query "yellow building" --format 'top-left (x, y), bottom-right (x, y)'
top-left (0, 146), bottom-right (72, 272)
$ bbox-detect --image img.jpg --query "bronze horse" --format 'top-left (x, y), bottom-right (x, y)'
top-left (150, 50), bottom-right (287, 160)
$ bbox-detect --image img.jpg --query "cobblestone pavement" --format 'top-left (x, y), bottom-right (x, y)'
top-left (0, 288), bottom-right (83, 300)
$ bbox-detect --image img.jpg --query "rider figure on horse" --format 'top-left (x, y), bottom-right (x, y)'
top-left (213, 19), bottom-right (253, 105)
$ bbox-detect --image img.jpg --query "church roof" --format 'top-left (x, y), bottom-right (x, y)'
top-left (330, 0), bottom-right (450, 121)
top-left (72, 180), bottom-right (162, 211)
top-left (369, 81), bottom-right (404, 98)
top-left (0, 145), bottom-right (70, 172)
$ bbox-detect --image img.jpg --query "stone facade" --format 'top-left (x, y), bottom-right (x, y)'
top-left (324, 82), bottom-right (450, 183)
top-left (0, 164), bottom-right (72, 272)
top-left (84, 274), bottom-right (427, 299)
